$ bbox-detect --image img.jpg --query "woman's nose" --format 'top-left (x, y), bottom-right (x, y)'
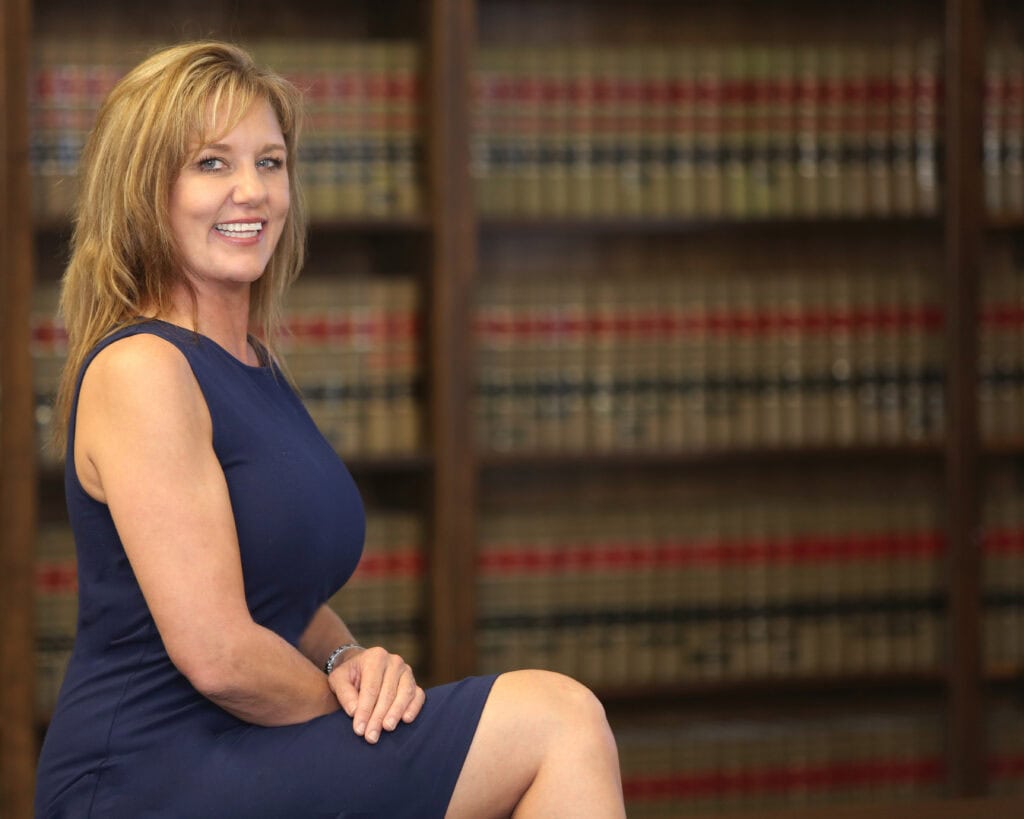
top-left (232, 165), bottom-right (267, 205)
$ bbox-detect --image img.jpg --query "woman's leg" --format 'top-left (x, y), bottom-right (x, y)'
top-left (445, 670), bottom-right (626, 819)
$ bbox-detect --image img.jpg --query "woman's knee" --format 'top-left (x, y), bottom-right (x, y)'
top-left (500, 669), bottom-right (612, 739)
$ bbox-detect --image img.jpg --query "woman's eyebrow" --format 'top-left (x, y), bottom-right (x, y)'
top-left (201, 142), bottom-right (287, 153)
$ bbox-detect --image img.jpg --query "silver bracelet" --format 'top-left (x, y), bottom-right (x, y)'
top-left (324, 643), bottom-right (362, 675)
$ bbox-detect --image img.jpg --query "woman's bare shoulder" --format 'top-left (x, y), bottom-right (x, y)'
top-left (79, 331), bottom-right (206, 431)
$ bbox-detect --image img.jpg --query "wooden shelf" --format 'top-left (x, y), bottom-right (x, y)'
top-left (480, 443), bottom-right (945, 471)
top-left (342, 452), bottom-right (433, 472)
top-left (689, 796), bottom-right (1024, 819)
top-left (479, 215), bottom-right (943, 237)
top-left (986, 215), bottom-right (1024, 231)
top-left (597, 672), bottom-right (947, 713)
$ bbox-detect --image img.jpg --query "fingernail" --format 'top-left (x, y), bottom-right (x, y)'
top-left (367, 729), bottom-right (379, 743)
top-left (384, 718), bottom-right (396, 730)
top-left (355, 722), bottom-right (366, 736)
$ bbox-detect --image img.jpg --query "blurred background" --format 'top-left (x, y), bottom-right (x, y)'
top-left (2, 0), bottom-right (1024, 816)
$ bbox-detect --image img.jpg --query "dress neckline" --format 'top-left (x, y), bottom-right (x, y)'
top-left (139, 318), bottom-right (271, 372)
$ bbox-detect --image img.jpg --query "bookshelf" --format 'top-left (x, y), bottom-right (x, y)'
top-left (3, 0), bottom-right (1024, 816)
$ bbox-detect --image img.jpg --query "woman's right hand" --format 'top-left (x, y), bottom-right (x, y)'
top-left (327, 646), bottom-right (426, 744)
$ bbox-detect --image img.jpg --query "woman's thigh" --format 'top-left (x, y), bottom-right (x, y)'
top-left (445, 669), bottom-right (609, 819)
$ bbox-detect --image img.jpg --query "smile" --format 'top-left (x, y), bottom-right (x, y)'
top-left (214, 221), bottom-right (264, 238)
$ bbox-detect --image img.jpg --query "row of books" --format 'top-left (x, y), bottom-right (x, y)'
top-left (476, 472), bottom-right (945, 685)
top-left (30, 275), bottom-right (424, 462)
top-left (984, 43), bottom-right (1024, 219)
top-left (472, 41), bottom-right (942, 219)
top-left (613, 709), bottom-right (944, 816)
top-left (281, 276), bottom-right (423, 456)
top-left (34, 509), bottom-right (425, 717)
top-left (326, 511), bottom-right (425, 672)
top-left (982, 467), bottom-right (1024, 672)
top-left (980, 239), bottom-right (1024, 444)
top-left (29, 38), bottom-right (423, 221)
top-left (989, 703), bottom-right (1024, 797)
top-left (475, 246), bottom-right (946, 453)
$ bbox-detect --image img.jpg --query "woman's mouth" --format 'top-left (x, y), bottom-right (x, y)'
top-left (214, 221), bottom-right (264, 239)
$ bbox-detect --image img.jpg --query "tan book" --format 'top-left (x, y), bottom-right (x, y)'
top-left (890, 42), bottom-right (917, 215)
top-left (721, 46), bottom-right (749, 219)
top-left (913, 39), bottom-right (942, 215)
top-left (667, 46), bottom-right (698, 218)
top-left (694, 46), bottom-right (725, 218)
top-left (866, 43), bottom-right (893, 215)
top-left (793, 44), bottom-right (821, 217)
top-left (616, 46), bottom-right (646, 217)
top-left (768, 45), bottom-right (798, 218)
top-left (388, 42), bottom-right (423, 218)
top-left (644, 45), bottom-right (672, 217)
top-left (566, 46), bottom-right (597, 217)
top-left (746, 46), bottom-right (773, 218)
top-left (842, 44), bottom-right (871, 216)
top-left (817, 43), bottom-right (844, 216)
top-left (1003, 46), bottom-right (1024, 216)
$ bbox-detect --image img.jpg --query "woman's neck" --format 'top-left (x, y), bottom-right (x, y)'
top-left (156, 283), bottom-right (257, 366)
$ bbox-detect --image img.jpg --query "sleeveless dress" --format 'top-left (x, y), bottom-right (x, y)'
top-left (34, 319), bottom-right (497, 818)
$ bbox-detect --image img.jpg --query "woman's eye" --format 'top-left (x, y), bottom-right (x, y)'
top-left (258, 156), bottom-right (284, 170)
top-left (198, 156), bottom-right (225, 172)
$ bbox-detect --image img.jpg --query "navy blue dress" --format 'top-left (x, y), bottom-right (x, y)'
top-left (35, 320), bottom-right (497, 818)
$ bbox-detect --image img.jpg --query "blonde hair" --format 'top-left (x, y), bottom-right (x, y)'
top-left (53, 40), bottom-right (306, 452)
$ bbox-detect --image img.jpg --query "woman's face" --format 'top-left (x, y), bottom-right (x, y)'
top-left (169, 98), bottom-right (290, 293)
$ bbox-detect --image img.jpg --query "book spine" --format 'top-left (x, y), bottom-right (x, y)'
top-left (913, 38), bottom-right (942, 215)
top-left (890, 41), bottom-right (918, 215)
top-left (695, 46), bottom-right (725, 218)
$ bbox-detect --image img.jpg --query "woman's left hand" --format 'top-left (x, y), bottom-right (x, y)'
top-left (327, 646), bottom-right (425, 744)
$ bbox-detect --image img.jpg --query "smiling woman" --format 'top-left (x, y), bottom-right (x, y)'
top-left (167, 101), bottom-right (290, 304)
top-left (34, 40), bottom-right (625, 819)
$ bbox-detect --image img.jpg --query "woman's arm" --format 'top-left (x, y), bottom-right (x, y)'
top-left (76, 334), bottom-right (340, 727)
top-left (299, 604), bottom-right (425, 743)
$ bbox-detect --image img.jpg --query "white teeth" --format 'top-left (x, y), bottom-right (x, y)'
top-left (215, 222), bottom-right (263, 235)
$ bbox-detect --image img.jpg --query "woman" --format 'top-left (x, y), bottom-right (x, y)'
top-left (34, 41), bottom-right (625, 818)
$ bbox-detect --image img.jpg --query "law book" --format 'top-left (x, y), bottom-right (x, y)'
top-left (667, 45), bottom-right (698, 218)
top-left (988, 702), bottom-right (1024, 795)
top-left (557, 274), bottom-right (588, 451)
top-left (513, 46), bottom-right (544, 217)
top-left (890, 42), bottom-right (918, 215)
top-left (841, 44), bottom-right (871, 216)
top-left (694, 46), bottom-right (725, 218)
top-left (387, 41), bottom-right (423, 218)
top-left (817, 43), bottom-right (844, 216)
top-left (35, 523), bottom-right (78, 717)
top-left (746, 46), bottom-right (773, 218)
top-left (590, 47), bottom-right (620, 217)
top-left (768, 45), bottom-right (798, 218)
top-left (800, 264), bottom-right (832, 445)
top-left (721, 46), bottom-right (750, 218)
top-left (471, 47), bottom-right (502, 215)
top-left (566, 46), bottom-right (597, 217)
top-left (643, 46), bottom-right (672, 217)
top-left (913, 38), bottom-right (942, 215)
top-left (851, 262), bottom-right (882, 443)
top-left (866, 43), bottom-right (894, 215)
top-left (1003, 46), bottom-right (1024, 216)
top-left (616, 46), bottom-right (645, 217)
top-left (793, 44), bottom-right (821, 217)
top-left (538, 46), bottom-right (570, 217)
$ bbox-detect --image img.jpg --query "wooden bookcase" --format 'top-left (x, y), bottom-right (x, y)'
top-left (3, 0), bottom-right (1022, 815)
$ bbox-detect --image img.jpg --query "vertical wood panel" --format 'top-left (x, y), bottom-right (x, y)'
top-left (426, 0), bottom-right (478, 683)
top-left (944, 0), bottom-right (985, 798)
top-left (1, 0), bottom-right (39, 815)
